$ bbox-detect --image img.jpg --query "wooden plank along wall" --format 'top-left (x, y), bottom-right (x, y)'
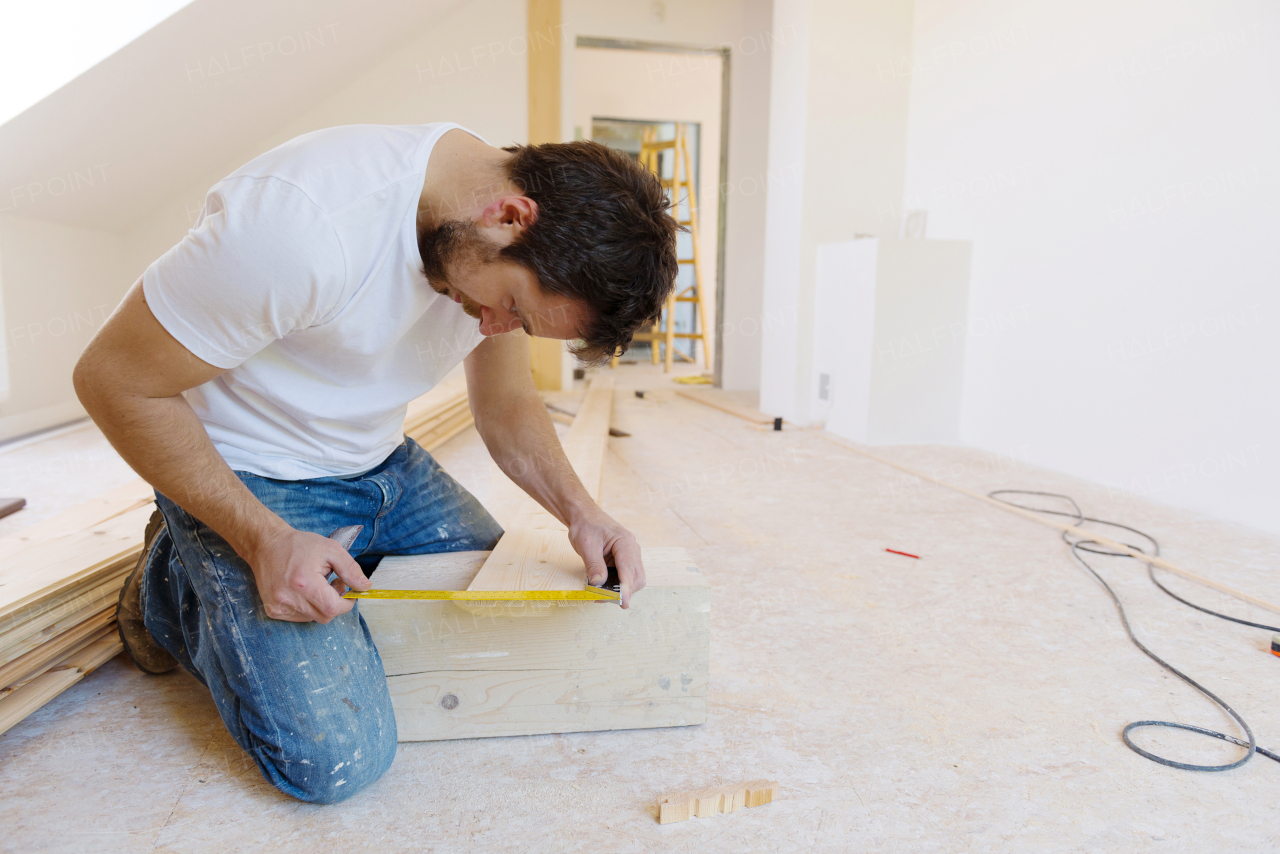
top-left (524, 0), bottom-right (568, 391)
top-left (465, 374), bottom-right (615, 593)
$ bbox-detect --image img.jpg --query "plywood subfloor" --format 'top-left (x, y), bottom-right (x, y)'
top-left (3, 364), bottom-right (1280, 852)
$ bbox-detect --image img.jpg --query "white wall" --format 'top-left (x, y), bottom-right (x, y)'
top-left (0, 215), bottom-right (126, 437)
top-left (125, 0), bottom-right (528, 286)
top-left (565, 0), bottom-right (776, 390)
top-left (0, 0), bottom-right (512, 441)
top-left (760, 0), bottom-right (918, 420)
top-left (903, 0), bottom-right (1280, 534)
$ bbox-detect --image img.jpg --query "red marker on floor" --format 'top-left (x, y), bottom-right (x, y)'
top-left (885, 549), bottom-right (920, 559)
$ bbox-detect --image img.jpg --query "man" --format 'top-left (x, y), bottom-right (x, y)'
top-left (73, 122), bottom-right (678, 803)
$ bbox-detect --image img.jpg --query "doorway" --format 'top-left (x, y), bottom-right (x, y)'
top-left (573, 38), bottom-right (729, 383)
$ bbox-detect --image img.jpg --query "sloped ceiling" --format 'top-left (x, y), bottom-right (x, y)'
top-left (0, 0), bottom-right (467, 231)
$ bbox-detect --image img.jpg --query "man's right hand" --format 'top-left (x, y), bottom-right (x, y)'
top-left (246, 528), bottom-right (372, 623)
top-left (75, 282), bottom-right (373, 625)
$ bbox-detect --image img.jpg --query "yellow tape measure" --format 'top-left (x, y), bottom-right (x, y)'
top-left (342, 588), bottom-right (620, 602)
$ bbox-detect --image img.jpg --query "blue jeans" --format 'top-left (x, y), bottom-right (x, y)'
top-left (140, 438), bottom-right (503, 803)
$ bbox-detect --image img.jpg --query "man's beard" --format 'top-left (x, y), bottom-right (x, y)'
top-left (417, 219), bottom-right (496, 320)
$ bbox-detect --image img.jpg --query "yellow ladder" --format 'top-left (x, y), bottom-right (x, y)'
top-left (614, 124), bottom-right (713, 373)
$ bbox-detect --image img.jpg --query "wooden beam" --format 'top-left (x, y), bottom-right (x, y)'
top-left (557, 373), bottom-right (614, 504)
top-left (466, 375), bottom-right (613, 592)
top-left (362, 547), bottom-right (710, 741)
top-left (676, 388), bottom-right (775, 425)
top-left (526, 0), bottom-right (567, 390)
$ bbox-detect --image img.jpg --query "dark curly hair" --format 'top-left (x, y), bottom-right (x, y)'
top-left (498, 141), bottom-right (681, 364)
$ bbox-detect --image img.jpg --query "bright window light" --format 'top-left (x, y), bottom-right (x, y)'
top-left (0, 0), bottom-right (194, 126)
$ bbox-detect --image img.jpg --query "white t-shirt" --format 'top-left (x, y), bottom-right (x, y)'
top-left (143, 122), bottom-right (487, 480)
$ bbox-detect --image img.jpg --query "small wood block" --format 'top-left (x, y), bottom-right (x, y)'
top-left (657, 780), bottom-right (779, 825)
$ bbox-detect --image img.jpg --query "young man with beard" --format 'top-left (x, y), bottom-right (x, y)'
top-left (73, 122), bottom-right (678, 802)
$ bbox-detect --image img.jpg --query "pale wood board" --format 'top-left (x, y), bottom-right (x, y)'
top-left (0, 478), bottom-right (153, 563)
top-left (405, 399), bottom-right (468, 436)
top-left (389, 677), bottom-right (706, 741)
top-left (403, 373), bottom-right (468, 421)
top-left (465, 375), bottom-right (614, 592)
top-left (0, 607), bottom-right (115, 689)
top-left (0, 566), bottom-right (129, 658)
top-left (1, 587), bottom-right (117, 668)
top-left (409, 408), bottom-right (474, 451)
top-left (0, 631), bottom-right (121, 735)
top-left (0, 505), bottom-right (152, 622)
top-left (556, 373), bottom-right (614, 503)
top-left (462, 528), bottom-right (586, 593)
top-left (0, 617), bottom-right (115, 696)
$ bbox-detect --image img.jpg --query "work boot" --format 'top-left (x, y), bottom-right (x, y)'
top-left (116, 509), bottom-right (178, 674)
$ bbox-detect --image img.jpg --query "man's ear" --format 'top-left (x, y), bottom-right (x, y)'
top-left (484, 196), bottom-right (538, 228)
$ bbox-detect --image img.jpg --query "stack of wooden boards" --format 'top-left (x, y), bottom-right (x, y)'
top-left (402, 374), bottom-right (473, 450)
top-left (362, 375), bottom-right (712, 741)
top-left (0, 479), bottom-right (155, 734)
top-left (0, 381), bottom-right (476, 736)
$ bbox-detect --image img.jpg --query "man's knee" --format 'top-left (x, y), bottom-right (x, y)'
top-left (261, 721), bottom-right (398, 804)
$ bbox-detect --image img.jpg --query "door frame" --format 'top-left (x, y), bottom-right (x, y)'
top-left (575, 36), bottom-right (731, 387)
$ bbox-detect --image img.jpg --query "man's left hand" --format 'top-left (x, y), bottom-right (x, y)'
top-left (567, 505), bottom-right (645, 608)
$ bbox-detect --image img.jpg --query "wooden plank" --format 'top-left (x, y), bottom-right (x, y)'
top-left (402, 373), bottom-right (474, 451)
top-left (0, 575), bottom-right (123, 666)
top-left (675, 388), bottom-right (775, 425)
top-left (0, 609), bottom-right (114, 691)
top-left (465, 375), bottom-right (613, 592)
top-left (0, 667), bottom-right (81, 735)
top-left (362, 548), bottom-right (710, 742)
top-left (463, 528), bottom-right (584, 593)
top-left (0, 478), bottom-right (153, 562)
top-left (526, 0), bottom-right (566, 391)
top-left (526, 0), bottom-right (561, 145)
top-left (0, 566), bottom-right (128, 658)
top-left (404, 372), bottom-right (468, 421)
top-left (0, 631), bottom-right (121, 735)
top-left (558, 374), bottom-right (613, 503)
top-left (410, 407), bottom-right (474, 452)
top-left (658, 780), bottom-right (779, 824)
top-left (404, 397), bottom-right (468, 435)
top-left (0, 505), bottom-right (152, 622)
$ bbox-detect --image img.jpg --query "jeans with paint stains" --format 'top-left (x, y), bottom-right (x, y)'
top-left (140, 437), bottom-right (504, 803)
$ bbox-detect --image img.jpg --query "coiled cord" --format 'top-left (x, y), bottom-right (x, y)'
top-left (987, 490), bottom-right (1280, 771)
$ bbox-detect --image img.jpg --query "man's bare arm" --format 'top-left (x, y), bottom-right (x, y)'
top-left (462, 332), bottom-right (646, 607)
top-left (73, 281), bottom-right (369, 622)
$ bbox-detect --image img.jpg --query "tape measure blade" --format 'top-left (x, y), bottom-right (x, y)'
top-left (342, 589), bottom-right (618, 602)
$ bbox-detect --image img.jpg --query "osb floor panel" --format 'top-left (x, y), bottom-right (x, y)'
top-left (3, 365), bottom-right (1279, 852)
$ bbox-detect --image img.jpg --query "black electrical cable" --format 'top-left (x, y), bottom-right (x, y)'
top-left (987, 490), bottom-right (1280, 771)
